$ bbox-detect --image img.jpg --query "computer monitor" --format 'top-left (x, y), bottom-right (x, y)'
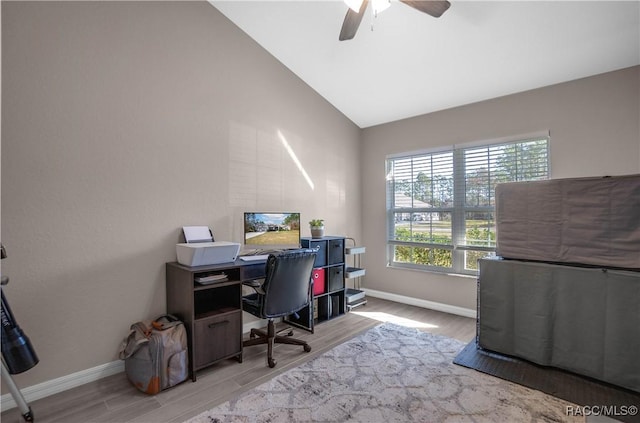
top-left (243, 212), bottom-right (301, 252)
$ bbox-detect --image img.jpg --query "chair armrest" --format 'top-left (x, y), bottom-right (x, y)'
top-left (243, 279), bottom-right (266, 295)
top-left (243, 279), bottom-right (262, 288)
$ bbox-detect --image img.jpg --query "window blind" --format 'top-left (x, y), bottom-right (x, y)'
top-left (386, 136), bottom-right (549, 274)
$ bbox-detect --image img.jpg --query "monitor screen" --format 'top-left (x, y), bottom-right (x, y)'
top-left (243, 212), bottom-right (301, 251)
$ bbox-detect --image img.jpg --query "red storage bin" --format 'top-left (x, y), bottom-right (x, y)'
top-left (312, 268), bottom-right (325, 295)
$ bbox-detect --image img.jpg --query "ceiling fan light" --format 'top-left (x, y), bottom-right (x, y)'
top-left (372, 0), bottom-right (391, 14)
top-left (344, 0), bottom-right (364, 13)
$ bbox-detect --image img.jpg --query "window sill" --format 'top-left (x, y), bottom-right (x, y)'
top-left (387, 263), bottom-right (478, 279)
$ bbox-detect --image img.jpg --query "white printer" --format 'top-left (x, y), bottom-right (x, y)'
top-left (175, 226), bottom-right (240, 267)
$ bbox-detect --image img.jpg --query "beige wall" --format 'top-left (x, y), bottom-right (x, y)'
top-left (361, 66), bottom-right (640, 311)
top-left (2, 0), bottom-right (639, 397)
top-left (1, 1), bottom-right (361, 389)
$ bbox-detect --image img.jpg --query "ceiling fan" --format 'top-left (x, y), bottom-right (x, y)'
top-left (339, 0), bottom-right (451, 41)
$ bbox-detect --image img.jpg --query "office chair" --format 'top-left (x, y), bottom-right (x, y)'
top-left (242, 249), bottom-right (317, 368)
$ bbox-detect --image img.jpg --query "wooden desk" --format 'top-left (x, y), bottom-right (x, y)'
top-left (166, 259), bottom-right (265, 381)
top-left (166, 238), bottom-right (350, 381)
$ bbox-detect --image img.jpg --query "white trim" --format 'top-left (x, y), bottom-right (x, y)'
top-left (0, 319), bottom-right (272, 411)
top-left (0, 360), bottom-right (124, 411)
top-left (363, 288), bottom-right (477, 319)
top-left (0, 299), bottom-right (469, 411)
top-left (386, 145), bottom-right (453, 159)
top-left (452, 130), bottom-right (550, 150)
top-left (385, 130), bottom-right (550, 160)
top-left (1, 300), bottom-right (472, 411)
top-left (6, 302), bottom-right (476, 411)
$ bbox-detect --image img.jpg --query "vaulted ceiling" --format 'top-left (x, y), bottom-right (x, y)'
top-left (210, 1), bottom-right (640, 128)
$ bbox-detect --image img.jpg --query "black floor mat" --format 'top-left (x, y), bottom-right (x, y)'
top-left (453, 341), bottom-right (640, 423)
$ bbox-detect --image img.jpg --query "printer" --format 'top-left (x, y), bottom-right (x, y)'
top-left (175, 226), bottom-right (240, 267)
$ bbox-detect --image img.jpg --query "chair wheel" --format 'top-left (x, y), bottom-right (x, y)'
top-left (303, 344), bottom-right (311, 352)
top-left (286, 330), bottom-right (294, 337)
top-left (268, 358), bottom-right (277, 368)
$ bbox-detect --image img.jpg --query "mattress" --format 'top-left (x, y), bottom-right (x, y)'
top-left (495, 174), bottom-right (640, 270)
top-left (477, 257), bottom-right (640, 393)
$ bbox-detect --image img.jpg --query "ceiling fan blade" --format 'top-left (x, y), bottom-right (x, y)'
top-left (339, 0), bottom-right (369, 41)
top-left (399, 0), bottom-right (451, 18)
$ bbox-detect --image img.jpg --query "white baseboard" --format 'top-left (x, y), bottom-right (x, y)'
top-left (0, 320), bottom-right (272, 411)
top-left (1, 360), bottom-right (124, 412)
top-left (1, 296), bottom-right (473, 411)
top-left (362, 288), bottom-right (477, 319)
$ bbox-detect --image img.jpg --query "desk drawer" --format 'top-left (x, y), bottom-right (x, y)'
top-left (193, 311), bottom-right (241, 368)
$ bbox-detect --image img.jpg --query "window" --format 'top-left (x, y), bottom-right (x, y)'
top-left (386, 135), bottom-right (549, 275)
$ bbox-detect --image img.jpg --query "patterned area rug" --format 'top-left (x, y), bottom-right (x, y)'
top-left (185, 323), bottom-right (583, 422)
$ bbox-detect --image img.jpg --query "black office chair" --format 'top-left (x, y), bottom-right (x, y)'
top-left (242, 249), bottom-right (317, 368)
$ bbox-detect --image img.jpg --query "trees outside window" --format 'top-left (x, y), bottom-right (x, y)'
top-left (386, 137), bottom-right (549, 275)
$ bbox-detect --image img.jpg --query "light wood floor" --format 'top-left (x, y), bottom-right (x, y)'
top-left (1, 297), bottom-right (476, 423)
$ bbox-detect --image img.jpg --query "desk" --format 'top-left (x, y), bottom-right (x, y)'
top-left (166, 259), bottom-right (266, 381)
top-left (166, 237), bottom-right (350, 380)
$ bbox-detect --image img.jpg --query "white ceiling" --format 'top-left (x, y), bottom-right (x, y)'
top-left (210, 1), bottom-right (640, 128)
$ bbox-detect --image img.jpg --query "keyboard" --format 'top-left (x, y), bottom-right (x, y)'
top-left (239, 255), bottom-right (269, 262)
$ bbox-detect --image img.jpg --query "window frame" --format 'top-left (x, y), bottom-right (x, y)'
top-left (386, 133), bottom-right (550, 276)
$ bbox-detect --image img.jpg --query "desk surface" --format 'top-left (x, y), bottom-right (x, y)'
top-left (168, 258), bottom-right (266, 272)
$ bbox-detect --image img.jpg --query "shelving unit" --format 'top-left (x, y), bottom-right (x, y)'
top-left (166, 261), bottom-right (265, 381)
top-left (285, 236), bottom-right (346, 332)
top-left (345, 238), bottom-right (366, 311)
